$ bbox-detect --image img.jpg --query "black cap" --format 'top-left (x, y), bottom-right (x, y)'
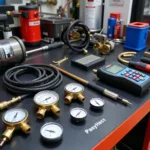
top-left (19, 3), bottom-right (38, 10)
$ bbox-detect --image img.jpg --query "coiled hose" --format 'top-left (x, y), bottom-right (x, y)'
top-left (3, 64), bottom-right (63, 97)
top-left (61, 20), bottom-right (90, 54)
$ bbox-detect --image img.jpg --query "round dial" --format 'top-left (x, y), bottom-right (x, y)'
top-left (40, 122), bottom-right (63, 142)
top-left (90, 98), bottom-right (105, 110)
top-left (70, 107), bottom-right (87, 121)
top-left (3, 108), bottom-right (27, 124)
top-left (65, 83), bottom-right (84, 93)
top-left (34, 91), bottom-right (59, 106)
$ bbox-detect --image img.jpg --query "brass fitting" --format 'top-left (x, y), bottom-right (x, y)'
top-left (65, 94), bottom-right (74, 104)
top-left (93, 69), bottom-right (98, 74)
top-left (20, 123), bottom-right (31, 134)
top-left (94, 40), bottom-right (115, 55)
top-left (78, 94), bottom-right (85, 102)
top-left (0, 96), bottom-right (21, 111)
top-left (64, 92), bottom-right (85, 104)
top-left (0, 127), bottom-right (15, 146)
top-left (36, 108), bottom-right (47, 119)
top-left (93, 42), bottom-right (111, 55)
top-left (83, 49), bottom-right (88, 55)
top-left (51, 104), bottom-right (60, 116)
top-left (35, 103), bottom-right (60, 119)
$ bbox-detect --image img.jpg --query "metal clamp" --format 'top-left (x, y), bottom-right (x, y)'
top-left (53, 57), bottom-right (68, 66)
top-left (118, 52), bottom-right (137, 65)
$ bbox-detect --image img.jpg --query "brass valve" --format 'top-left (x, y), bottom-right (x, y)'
top-left (93, 41), bottom-right (115, 55)
top-left (0, 96), bottom-right (21, 111)
top-left (33, 91), bottom-right (60, 119)
top-left (0, 108), bottom-right (31, 147)
top-left (64, 83), bottom-right (85, 104)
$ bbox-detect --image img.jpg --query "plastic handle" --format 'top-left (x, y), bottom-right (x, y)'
top-left (129, 61), bottom-right (150, 73)
top-left (47, 42), bottom-right (64, 50)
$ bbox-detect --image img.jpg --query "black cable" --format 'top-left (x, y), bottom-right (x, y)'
top-left (3, 64), bottom-right (63, 95)
top-left (61, 20), bottom-right (90, 53)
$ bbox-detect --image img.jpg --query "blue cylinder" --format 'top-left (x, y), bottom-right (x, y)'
top-left (0, 0), bottom-right (5, 4)
top-left (107, 18), bottom-right (116, 39)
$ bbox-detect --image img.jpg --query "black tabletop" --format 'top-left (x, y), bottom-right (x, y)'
top-left (0, 44), bottom-right (149, 150)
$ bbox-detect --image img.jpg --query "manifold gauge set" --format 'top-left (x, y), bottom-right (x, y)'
top-left (33, 90), bottom-right (60, 119)
top-left (0, 82), bottom-right (105, 147)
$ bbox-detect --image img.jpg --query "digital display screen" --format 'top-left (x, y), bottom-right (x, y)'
top-left (106, 65), bottom-right (124, 74)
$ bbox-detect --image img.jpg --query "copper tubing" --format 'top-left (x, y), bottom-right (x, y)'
top-left (118, 52), bottom-right (137, 65)
top-left (50, 64), bottom-right (89, 85)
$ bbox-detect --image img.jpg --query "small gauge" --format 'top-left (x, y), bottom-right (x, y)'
top-left (90, 98), bottom-right (105, 110)
top-left (40, 122), bottom-right (63, 142)
top-left (34, 90), bottom-right (59, 106)
top-left (70, 107), bottom-right (87, 122)
top-left (65, 83), bottom-right (84, 93)
top-left (3, 108), bottom-right (28, 124)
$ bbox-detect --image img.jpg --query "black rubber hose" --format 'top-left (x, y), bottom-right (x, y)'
top-left (61, 20), bottom-right (90, 53)
top-left (3, 64), bottom-right (63, 94)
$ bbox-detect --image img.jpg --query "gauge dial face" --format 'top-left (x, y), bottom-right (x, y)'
top-left (70, 108), bottom-right (87, 119)
top-left (40, 122), bottom-right (63, 141)
top-left (90, 98), bottom-right (105, 108)
top-left (34, 91), bottom-right (59, 106)
top-left (3, 108), bottom-right (27, 123)
top-left (65, 83), bottom-right (84, 93)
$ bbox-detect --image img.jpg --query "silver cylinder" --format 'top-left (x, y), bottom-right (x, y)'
top-left (79, 0), bottom-right (103, 33)
top-left (0, 36), bottom-right (26, 68)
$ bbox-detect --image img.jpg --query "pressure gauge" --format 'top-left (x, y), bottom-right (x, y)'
top-left (0, 108), bottom-right (31, 147)
top-left (40, 122), bottom-right (63, 142)
top-left (3, 108), bottom-right (28, 124)
top-left (34, 91), bottom-right (60, 119)
top-left (64, 83), bottom-right (85, 104)
top-left (70, 107), bottom-right (87, 122)
top-left (90, 98), bottom-right (105, 110)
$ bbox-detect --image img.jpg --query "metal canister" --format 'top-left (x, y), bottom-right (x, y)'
top-left (79, 0), bottom-right (103, 33)
top-left (0, 36), bottom-right (26, 68)
top-left (107, 18), bottom-right (116, 39)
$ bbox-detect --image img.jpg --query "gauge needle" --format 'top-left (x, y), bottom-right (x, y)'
top-left (45, 130), bottom-right (55, 133)
top-left (95, 100), bottom-right (100, 106)
top-left (40, 97), bottom-right (51, 103)
top-left (76, 111), bottom-right (81, 117)
top-left (11, 112), bottom-right (18, 122)
top-left (72, 87), bottom-right (77, 92)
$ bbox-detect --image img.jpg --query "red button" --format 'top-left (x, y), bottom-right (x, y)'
top-left (125, 73), bottom-right (129, 77)
top-left (133, 77), bottom-right (137, 80)
top-left (136, 75), bottom-right (140, 78)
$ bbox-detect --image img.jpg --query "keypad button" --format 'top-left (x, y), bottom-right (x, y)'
top-left (135, 71), bottom-right (139, 74)
top-left (136, 75), bottom-right (140, 78)
top-left (129, 75), bottom-right (132, 79)
top-left (141, 74), bottom-right (146, 77)
top-left (133, 77), bottom-right (137, 80)
top-left (125, 73), bottom-right (130, 77)
top-left (136, 78), bottom-right (140, 82)
top-left (132, 70), bottom-right (136, 73)
top-left (128, 72), bottom-right (132, 75)
top-left (139, 77), bottom-right (145, 81)
top-left (132, 74), bottom-right (136, 76)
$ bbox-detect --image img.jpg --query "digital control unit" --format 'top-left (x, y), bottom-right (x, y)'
top-left (96, 62), bottom-right (150, 95)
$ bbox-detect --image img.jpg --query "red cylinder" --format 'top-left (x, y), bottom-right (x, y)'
top-left (110, 13), bottom-right (121, 20)
top-left (114, 22), bottom-right (121, 39)
top-left (19, 4), bottom-right (41, 46)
